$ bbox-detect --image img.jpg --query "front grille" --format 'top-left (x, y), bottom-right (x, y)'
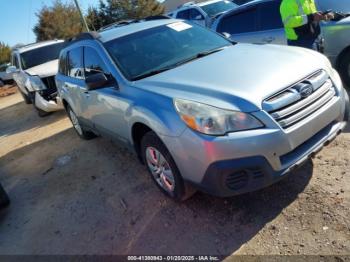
top-left (41, 76), bottom-right (57, 99)
top-left (263, 70), bottom-right (337, 129)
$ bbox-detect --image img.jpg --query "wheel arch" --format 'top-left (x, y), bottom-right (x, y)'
top-left (336, 45), bottom-right (350, 69)
top-left (131, 122), bottom-right (154, 163)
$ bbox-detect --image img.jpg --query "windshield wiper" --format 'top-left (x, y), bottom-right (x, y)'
top-left (132, 47), bottom-right (227, 81)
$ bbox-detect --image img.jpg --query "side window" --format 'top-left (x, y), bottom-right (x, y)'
top-left (67, 47), bottom-right (84, 79)
top-left (189, 9), bottom-right (204, 20)
top-left (176, 10), bottom-right (190, 19)
top-left (258, 1), bottom-right (283, 31)
top-left (58, 51), bottom-right (67, 75)
top-left (83, 47), bottom-right (109, 78)
top-left (217, 8), bottom-right (258, 35)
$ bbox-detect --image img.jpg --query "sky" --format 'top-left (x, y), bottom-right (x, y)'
top-left (0, 0), bottom-right (98, 47)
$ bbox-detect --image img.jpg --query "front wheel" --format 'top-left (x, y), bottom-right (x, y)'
top-left (0, 79), bottom-right (4, 87)
top-left (339, 50), bottom-right (350, 88)
top-left (19, 88), bottom-right (32, 104)
top-left (67, 105), bottom-right (96, 140)
top-left (141, 131), bottom-right (196, 201)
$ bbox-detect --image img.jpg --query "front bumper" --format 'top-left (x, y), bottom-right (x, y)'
top-left (161, 89), bottom-right (349, 197)
top-left (34, 92), bottom-right (64, 112)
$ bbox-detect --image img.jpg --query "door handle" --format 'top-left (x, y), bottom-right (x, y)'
top-left (263, 37), bottom-right (275, 43)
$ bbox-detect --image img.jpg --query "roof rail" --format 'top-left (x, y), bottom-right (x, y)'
top-left (98, 20), bottom-right (137, 32)
top-left (144, 15), bottom-right (171, 21)
top-left (98, 16), bottom-right (171, 32)
top-left (70, 32), bottom-right (100, 42)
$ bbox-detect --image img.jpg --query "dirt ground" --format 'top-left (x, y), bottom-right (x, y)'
top-left (0, 87), bottom-right (349, 256)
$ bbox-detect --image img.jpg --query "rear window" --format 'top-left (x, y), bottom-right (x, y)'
top-left (217, 8), bottom-right (258, 35)
top-left (258, 1), bottom-right (283, 30)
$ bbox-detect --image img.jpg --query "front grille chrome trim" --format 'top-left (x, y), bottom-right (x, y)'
top-left (263, 70), bottom-right (337, 129)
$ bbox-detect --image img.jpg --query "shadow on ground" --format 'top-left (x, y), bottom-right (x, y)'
top-left (0, 127), bottom-right (313, 255)
top-left (0, 100), bottom-right (67, 138)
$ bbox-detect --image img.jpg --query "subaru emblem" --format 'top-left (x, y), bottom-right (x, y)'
top-left (299, 84), bottom-right (313, 98)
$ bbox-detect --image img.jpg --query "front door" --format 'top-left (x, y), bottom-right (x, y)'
top-left (81, 46), bottom-right (129, 142)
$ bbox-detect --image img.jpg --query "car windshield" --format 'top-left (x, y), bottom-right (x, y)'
top-left (20, 42), bottom-right (67, 70)
top-left (104, 22), bottom-right (231, 81)
top-left (201, 0), bottom-right (238, 17)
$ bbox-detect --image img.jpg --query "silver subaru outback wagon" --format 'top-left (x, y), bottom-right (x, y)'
top-left (56, 17), bottom-right (349, 201)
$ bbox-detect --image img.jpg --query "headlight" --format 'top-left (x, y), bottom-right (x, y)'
top-left (174, 98), bottom-right (264, 135)
top-left (29, 76), bottom-right (46, 91)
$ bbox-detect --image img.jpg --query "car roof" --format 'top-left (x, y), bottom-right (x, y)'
top-left (14, 39), bottom-right (65, 54)
top-left (99, 19), bottom-right (181, 43)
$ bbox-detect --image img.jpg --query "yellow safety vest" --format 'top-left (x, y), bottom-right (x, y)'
top-left (280, 0), bottom-right (318, 40)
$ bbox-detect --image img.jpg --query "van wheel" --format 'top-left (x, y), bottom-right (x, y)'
top-left (35, 107), bottom-right (51, 117)
top-left (67, 105), bottom-right (96, 140)
top-left (339, 50), bottom-right (350, 88)
top-left (31, 93), bottom-right (50, 117)
top-left (141, 131), bottom-right (196, 201)
top-left (19, 89), bottom-right (32, 104)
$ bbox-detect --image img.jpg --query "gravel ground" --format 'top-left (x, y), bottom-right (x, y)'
top-left (0, 90), bottom-right (349, 256)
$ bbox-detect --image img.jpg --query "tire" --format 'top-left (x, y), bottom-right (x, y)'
top-left (19, 89), bottom-right (32, 104)
top-left (141, 131), bottom-right (196, 201)
top-left (67, 105), bottom-right (96, 140)
top-left (0, 79), bottom-right (4, 87)
top-left (31, 92), bottom-right (51, 117)
top-left (0, 183), bottom-right (10, 209)
top-left (338, 50), bottom-right (350, 88)
top-left (35, 107), bottom-right (51, 117)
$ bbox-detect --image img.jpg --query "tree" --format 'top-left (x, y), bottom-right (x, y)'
top-left (0, 42), bottom-right (11, 65)
top-left (33, 0), bottom-right (84, 41)
top-left (87, 0), bottom-right (165, 31)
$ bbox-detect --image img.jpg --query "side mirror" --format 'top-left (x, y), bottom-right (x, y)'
top-left (6, 66), bottom-right (17, 74)
top-left (85, 73), bottom-right (109, 91)
top-left (222, 32), bottom-right (231, 39)
top-left (194, 15), bottom-right (204, 20)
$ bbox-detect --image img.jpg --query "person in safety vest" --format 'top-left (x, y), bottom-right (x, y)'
top-left (280, 0), bottom-right (334, 50)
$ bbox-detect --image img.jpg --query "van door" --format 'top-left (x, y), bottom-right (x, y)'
top-left (12, 54), bottom-right (28, 95)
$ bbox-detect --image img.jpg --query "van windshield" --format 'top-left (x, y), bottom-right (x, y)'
top-left (201, 0), bottom-right (238, 17)
top-left (20, 42), bottom-right (67, 70)
top-left (104, 22), bottom-right (231, 81)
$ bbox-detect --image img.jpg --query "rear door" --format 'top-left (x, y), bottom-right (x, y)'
top-left (12, 54), bottom-right (28, 94)
top-left (216, 1), bottom-right (287, 45)
top-left (216, 7), bottom-right (261, 43)
top-left (256, 0), bottom-right (287, 45)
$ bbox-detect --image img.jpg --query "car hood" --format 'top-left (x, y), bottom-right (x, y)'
top-left (135, 43), bottom-right (331, 112)
top-left (25, 59), bottom-right (59, 78)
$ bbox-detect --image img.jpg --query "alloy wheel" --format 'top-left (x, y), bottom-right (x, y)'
top-left (145, 147), bottom-right (175, 193)
top-left (69, 109), bottom-right (83, 136)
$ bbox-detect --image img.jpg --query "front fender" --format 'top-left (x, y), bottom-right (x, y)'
top-left (126, 93), bottom-right (187, 142)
